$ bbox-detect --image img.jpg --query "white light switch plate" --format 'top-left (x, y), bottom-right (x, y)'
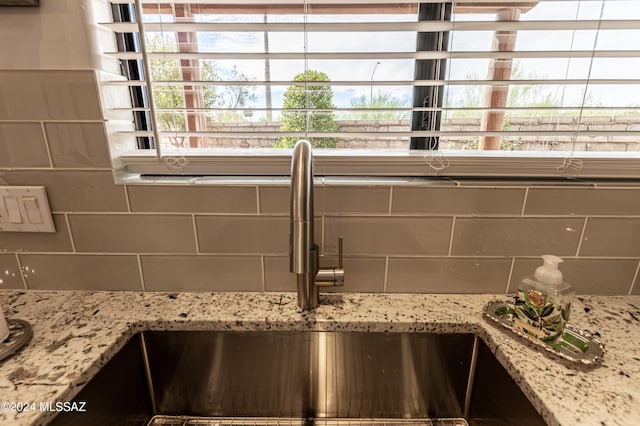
top-left (0, 186), bottom-right (56, 232)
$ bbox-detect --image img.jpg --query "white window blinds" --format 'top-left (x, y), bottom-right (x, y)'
top-left (99, 0), bottom-right (640, 176)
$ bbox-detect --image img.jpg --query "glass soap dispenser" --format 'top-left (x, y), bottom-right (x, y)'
top-left (513, 254), bottom-right (575, 343)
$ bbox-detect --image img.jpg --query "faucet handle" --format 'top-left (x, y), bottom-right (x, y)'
top-left (315, 235), bottom-right (345, 287)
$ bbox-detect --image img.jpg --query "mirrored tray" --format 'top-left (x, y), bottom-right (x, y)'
top-left (0, 319), bottom-right (33, 363)
top-left (483, 300), bottom-right (605, 365)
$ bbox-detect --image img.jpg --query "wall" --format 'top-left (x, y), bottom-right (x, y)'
top-left (0, 0), bottom-right (95, 70)
top-left (204, 117), bottom-right (640, 151)
top-left (1, 3), bottom-right (639, 296)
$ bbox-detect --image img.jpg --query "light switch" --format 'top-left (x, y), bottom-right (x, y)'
top-left (23, 197), bottom-right (44, 224)
top-left (0, 186), bottom-right (55, 232)
top-left (4, 196), bottom-right (22, 224)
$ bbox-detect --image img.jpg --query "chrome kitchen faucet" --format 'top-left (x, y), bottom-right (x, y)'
top-left (289, 140), bottom-right (344, 310)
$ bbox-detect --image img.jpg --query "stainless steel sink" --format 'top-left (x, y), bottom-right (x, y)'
top-left (50, 331), bottom-right (545, 425)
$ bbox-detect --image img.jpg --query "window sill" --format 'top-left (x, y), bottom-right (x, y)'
top-left (119, 149), bottom-right (640, 179)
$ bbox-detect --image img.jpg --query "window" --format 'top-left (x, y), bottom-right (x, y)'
top-left (99, 0), bottom-right (640, 178)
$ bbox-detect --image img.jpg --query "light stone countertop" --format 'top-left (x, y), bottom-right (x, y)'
top-left (0, 290), bottom-right (639, 426)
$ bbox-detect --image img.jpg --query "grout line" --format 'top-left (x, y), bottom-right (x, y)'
top-left (520, 187), bottom-right (529, 216)
top-left (192, 214), bottom-right (200, 254)
top-left (0, 119), bottom-right (106, 124)
top-left (629, 260), bottom-right (640, 296)
top-left (260, 255), bottom-right (266, 292)
top-left (383, 256), bottom-right (389, 292)
top-left (40, 122), bottom-right (54, 169)
top-left (387, 187), bottom-right (394, 215)
top-left (51, 211), bottom-right (288, 217)
top-left (0, 167), bottom-right (114, 172)
top-left (55, 211), bottom-right (197, 217)
top-left (14, 253), bottom-right (28, 290)
top-left (0, 251), bottom-right (275, 257)
top-left (255, 185), bottom-right (261, 214)
top-left (123, 184), bottom-right (132, 213)
top-left (137, 254), bottom-right (146, 291)
top-left (320, 215), bottom-right (325, 256)
top-left (9, 251), bottom-right (640, 261)
top-left (64, 213), bottom-right (77, 253)
top-left (575, 217), bottom-right (589, 256)
top-left (505, 257), bottom-right (516, 294)
top-left (48, 211), bottom-right (633, 219)
top-left (447, 217), bottom-right (456, 256)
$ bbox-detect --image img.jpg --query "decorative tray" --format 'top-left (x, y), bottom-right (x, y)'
top-left (0, 319), bottom-right (33, 363)
top-left (483, 300), bottom-right (605, 365)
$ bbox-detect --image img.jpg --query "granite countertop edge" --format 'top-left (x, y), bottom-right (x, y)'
top-left (0, 290), bottom-right (638, 426)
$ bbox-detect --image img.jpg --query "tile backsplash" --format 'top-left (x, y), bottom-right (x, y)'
top-left (1, 70), bottom-right (640, 296)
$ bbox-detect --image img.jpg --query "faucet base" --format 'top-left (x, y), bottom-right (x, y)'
top-left (296, 273), bottom-right (320, 310)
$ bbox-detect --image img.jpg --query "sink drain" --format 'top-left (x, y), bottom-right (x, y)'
top-left (148, 416), bottom-right (469, 426)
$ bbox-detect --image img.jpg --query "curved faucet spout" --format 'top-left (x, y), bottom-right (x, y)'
top-left (290, 140), bottom-right (315, 275)
top-left (289, 140), bottom-right (344, 310)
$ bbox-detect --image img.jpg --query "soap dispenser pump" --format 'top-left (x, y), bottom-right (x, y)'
top-left (513, 254), bottom-right (575, 343)
top-left (535, 254), bottom-right (564, 285)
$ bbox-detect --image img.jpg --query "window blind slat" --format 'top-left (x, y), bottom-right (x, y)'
top-left (118, 130), bottom-right (640, 138)
top-left (101, 20), bottom-right (640, 33)
top-left (109, 106), bottom-right (637, 112)
top-left (102, 79), bottom-right (640, 87)
top-left (108, 106), bottom-right (637, 114)
top-left (107, 50), bottom-right (640, 60)
top-left (110, 0), bottom-right (499, 5)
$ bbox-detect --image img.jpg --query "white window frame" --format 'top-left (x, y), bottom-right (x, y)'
top-left (97, 0), bottom-right (640, 180)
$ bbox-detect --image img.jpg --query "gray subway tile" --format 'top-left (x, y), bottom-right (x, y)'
top-left (264, 256), bottom-right (385, 293)
top-left (69, 214), bottom-right (196, 253)
top-left (196, 215), bottom-right (289, 254)
top-left (451, 217), bottom-right (583, 257)
top-left (454, 179), bottom-right (593, 187)
top-left (509, 258), bottom-right (637, 295)
top-left (128, 185), bottom-right (257, 213)
top-left (1, 170), bottom-right (127, 212)
top-left (315, 186), bottom-right (390, 214)
top-left (264, 256), bottom-right (296, 291)
top-left (259, 186), bottom-right (288, 214)
top-left (45, 122), bottom-right (111, 168)
top-left (141, 255), bottom-right (262, 292)
top-left (19, 254), bottom-right (141, 290)
top-left (324, 216), bottom-right (451, 256)
top-left (525, 188), bottom-right (640, 216)
top-left (0, 75), bottom-right (49, 120)
top-left (593, 180), bottom-right (640, 187)
top-left (0, 254), bottom-right (24, 289)
top-left (0, 214), bottom-right (72, 252)
top-left (0, 123), bottom-right (49, 167)
top-left (321, 255), bottom-right (386, 292)
top-left (387, 257), bottom-right (511, 293)
top-left (392, 187), bottom-right (525, 215)
top-left (259, 185), bottom-right (390, 214)
top-left (0, 70), bottom-right (101, 120)
top-left (580, 218), bottom-right (640, 257)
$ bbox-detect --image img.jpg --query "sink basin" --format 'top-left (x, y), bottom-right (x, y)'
top-left (51, 331), bottom-right (545, 425)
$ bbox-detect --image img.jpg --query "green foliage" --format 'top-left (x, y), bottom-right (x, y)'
top-left (445, 60), bottom-right (602, 119)
top-left (345, 92), bottom-right (410, 120)
top-left (147, 34), bottom-right (186, 145)
top-left (210, 65), bottom-right (258, 122)
top-left (275, 70), bottom-right (339, 148)
top-left (443, 60), bottom-right (607, 150)
top-left (145, 33), bottom-right (257, 147)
